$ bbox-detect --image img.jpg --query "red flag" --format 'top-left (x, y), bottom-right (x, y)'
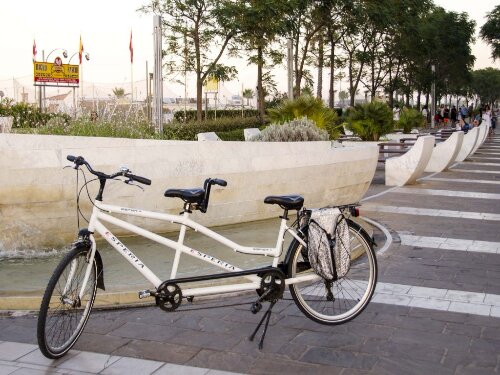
top-left (32, 39), bottom-right (37, 62)
top-left (79, 35), bottom-right (84, 64)
top-left (129, 30), bottom-right (133, 64)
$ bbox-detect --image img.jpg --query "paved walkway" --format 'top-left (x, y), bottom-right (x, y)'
top-left (1, 135), bottom-right (500, 374)
top-left (0, 341), bottom-right (240, 374)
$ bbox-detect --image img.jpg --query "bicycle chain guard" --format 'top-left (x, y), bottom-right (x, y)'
top-left (156, 282), bottom-right (182, 312)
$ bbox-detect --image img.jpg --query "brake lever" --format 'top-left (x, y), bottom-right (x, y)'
top-left (124, 179), bottom-right (145, 191)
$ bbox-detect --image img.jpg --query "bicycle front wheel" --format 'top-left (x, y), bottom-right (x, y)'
top-left (37, 243), bottom-right (98, 359)
top-left (288, 219), bottom-right (377, 325)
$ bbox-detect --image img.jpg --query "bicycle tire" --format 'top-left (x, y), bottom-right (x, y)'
top-left (288, 219), bottom-right (377, 325)
top-left (37, 243), bottom-right (98, 359)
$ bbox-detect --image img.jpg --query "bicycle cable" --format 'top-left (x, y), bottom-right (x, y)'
top-left (75, 168), bottom-right (98, 227)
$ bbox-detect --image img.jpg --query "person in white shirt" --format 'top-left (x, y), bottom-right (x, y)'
top-left (393, 105), bottom-right (401, 121)
top-left (483, 105), bottom-right (492, 137)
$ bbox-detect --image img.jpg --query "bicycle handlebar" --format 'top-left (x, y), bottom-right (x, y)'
top-left (67, 155), bottom-right (152, 186)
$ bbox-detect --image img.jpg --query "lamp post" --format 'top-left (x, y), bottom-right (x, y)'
top-left (431, 64), bottom-right (436, 129)
top-left (68, 52), bottom-right (90, 114)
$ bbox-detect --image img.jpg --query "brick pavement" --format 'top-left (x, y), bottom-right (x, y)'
top-left (1, 135), bottom-right (500, 374)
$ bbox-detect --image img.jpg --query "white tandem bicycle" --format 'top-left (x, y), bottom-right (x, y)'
top-left (37, 155), bottom-right (378, 358)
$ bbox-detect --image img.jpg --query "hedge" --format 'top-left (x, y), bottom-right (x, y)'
top-left (164, 116), bottom-right (267, 141)
top-left (0, 102), bottom-right (70, 128)
top-left (174, 109), bottom-right (260, 122)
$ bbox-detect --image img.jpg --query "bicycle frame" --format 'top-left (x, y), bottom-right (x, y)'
top-left (78, 200), bottom-right (315, 300)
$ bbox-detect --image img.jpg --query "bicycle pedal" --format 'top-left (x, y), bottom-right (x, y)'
top-left (138, 290), bottom-right (151, 299)
top-left (250, 301), bottom-right (262, 314)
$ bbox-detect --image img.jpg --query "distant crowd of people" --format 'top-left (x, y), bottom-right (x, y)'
top-left (416, 103), bottom-right (497, 136)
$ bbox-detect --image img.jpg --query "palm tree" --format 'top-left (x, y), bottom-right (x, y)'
top-left (112, 87), bottom-right (126, 98)
top-left (242, 88), bottom-right (254, 106)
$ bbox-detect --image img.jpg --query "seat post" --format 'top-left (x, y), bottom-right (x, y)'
top-left (280, 208), bottom-right (289, 220)
top-left (183, 202), bottom-right (192, 213)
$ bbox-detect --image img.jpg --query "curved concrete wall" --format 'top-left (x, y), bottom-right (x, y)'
top-left (425, 131), bottom-right (464, 173)
top-left (385, 135), bottom-right (435, 186)
top-left (0, 134), bottom-right (378, 250)
top-left (455, 127), bottom-right (479, 162)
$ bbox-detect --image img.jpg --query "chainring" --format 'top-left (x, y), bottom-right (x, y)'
top-left (156, 282), bottom-right (182, 312)
top-left (258, 270), bottom-right (285, 302)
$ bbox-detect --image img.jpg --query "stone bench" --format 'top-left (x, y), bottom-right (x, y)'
top-left (244, 128), bottom-right (261, 141)
top-left (455, 126), bottom-right (480, 162)
top-left (0, 116), bottom-right (13, 133)
top-left (470, 124), bottom-right (488, 155)
top-left (197, 132), bottom-right (221, 141)
top-left (424, 131), bottom-right (464, 173)
top-left (384, 135), bottom-right (435, 186)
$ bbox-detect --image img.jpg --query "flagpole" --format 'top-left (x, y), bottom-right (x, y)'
top-left (130, 30), bottom-right (133, 103)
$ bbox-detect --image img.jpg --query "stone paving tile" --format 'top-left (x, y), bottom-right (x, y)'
top-left (0, 364), bottom-right (18, 375)
top-left (357, 338), bottom-right (445, 364)
top-left (170, 330), bottom-right (243, 352)
top-left (16, 349), bottom-right (78, 368)
top-left (111, 339), bottom-right (200, 364)
top-left (108, 321), bottom-right (187, 342)
top-left (247, 355), bottom-right (343, 375)
top-left (186, 349), bottom-right (256, 374)
top-left (152, 363), bottom-right (209, 375)
top-left (100, 356), bottom-right (164, 375)
top-left (0, 343), bottom-right (37, 361)
top-left (56, 352), bottom-right (121, 373)
top-left (73, 332), bottom-right (131, 354)
top-left (370, 356), bottom-right (454, 375)
top-left (300, 347), bottom-right (378, 370)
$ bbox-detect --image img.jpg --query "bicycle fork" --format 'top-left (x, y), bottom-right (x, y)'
top-left (61, 236), bottom-right (97, 307)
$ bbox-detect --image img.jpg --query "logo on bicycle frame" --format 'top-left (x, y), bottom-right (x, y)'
top-left (189, 248), bottom-right (236, 271)
top-left (105, 231), bottom-right (145, 269)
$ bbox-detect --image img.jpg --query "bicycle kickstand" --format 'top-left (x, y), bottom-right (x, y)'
top-left (249, 300), bottom-right (277, 349)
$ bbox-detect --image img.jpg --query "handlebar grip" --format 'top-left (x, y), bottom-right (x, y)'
top-left (127, 173), bottom-right (152, 186)
top-left (67, 155), bottom-right (85, 166)
top-left (212, 178), bottom-right (227, 187)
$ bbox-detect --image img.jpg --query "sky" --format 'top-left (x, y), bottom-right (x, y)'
top-left (0, 0), bottom-right (498, 102)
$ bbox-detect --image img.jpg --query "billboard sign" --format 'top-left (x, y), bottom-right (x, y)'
top-left (33, 58), bottom-right (79, 85)
top-left (204, 78), bottom-right (219, 93)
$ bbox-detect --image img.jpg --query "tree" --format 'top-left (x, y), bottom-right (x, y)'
top-left (290, 0), bottom-right (329, 97)
top-left (112, 87), bottom-right (125, 98)
top-left (339, 90), bottom-right (349, 105)
top-left (139, 0), bottom-right (237, 121)
top-left (480, 5), bottom-right (500, 61)
top-left (471, 68), bottom-right (500, 105)
top-left (228, 0), bottom-right (295, 119)
top-left (242, 88), bottom-right (254, 106)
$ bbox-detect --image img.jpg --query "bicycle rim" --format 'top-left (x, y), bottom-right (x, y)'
top-left (37, 246), bottom-right (97, 358)
top-left (289, 221), bottom-right (377, 324)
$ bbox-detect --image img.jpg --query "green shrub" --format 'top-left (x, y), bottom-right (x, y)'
top-left (346, 101), bottom-right (394, 141)
top-left (267, 95), bottom-right (340, 139)
top-left (163, 116), bottom-right (266, 140)
top-left (36, 118), bottom-right (158, 139)
top-left (173, 109), bottom-right (260, 122)
top-left (0, 100), bottom-right (70, 128)
top-left (252, 117), bottom-right (329, 142)
top-left (398, 108), bottom-right (425, 133)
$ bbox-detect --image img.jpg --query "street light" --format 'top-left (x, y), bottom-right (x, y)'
top-left (46, 48), bottom-right (68, 61)
top-left (68, 52), bottom-right (90, 64)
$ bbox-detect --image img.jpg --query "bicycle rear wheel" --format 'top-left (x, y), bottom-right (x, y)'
top-left (288, 220), bottom-right (377, 325)
top-left (37, 243), bottom-right (98, 359)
